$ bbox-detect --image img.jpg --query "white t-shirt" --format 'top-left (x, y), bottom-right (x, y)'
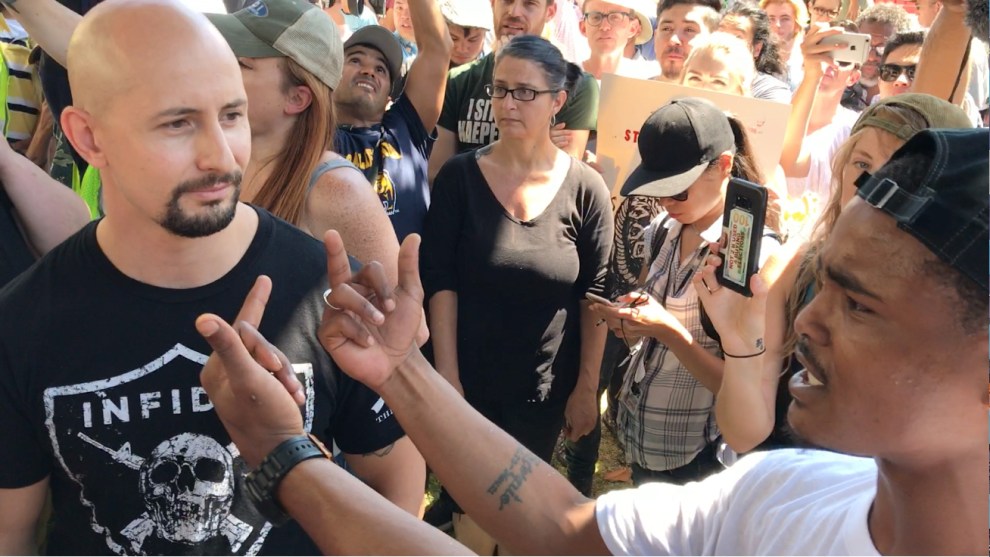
top-left (782, 106), bottom-right (858, 240)
top-left (596, 449), bottom-right (881, 555)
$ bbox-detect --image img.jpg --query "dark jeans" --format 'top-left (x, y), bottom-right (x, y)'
top-left (440, 396), bottom-right (568, 513)
top-left (563, 332), bottom-right (630, 496)
top-left (630, 441), bottom-right (722, 486)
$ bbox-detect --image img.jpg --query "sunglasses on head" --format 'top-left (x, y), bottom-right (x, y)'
top-left (879, 63), bottom-right (916, 82)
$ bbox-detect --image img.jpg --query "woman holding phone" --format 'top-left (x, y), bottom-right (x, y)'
top-left (589, 97), bottom-right (780, 486)
top-left (420, 35), bottom-right (612, 551)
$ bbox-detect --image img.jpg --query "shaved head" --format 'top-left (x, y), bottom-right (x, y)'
top-left (67, 0), bottom-right (240, 115)
top-left (61, 0), bottom-right (251, 241)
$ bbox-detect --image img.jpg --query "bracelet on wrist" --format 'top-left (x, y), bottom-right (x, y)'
top-left (722, 347), bottom-right (767, 358)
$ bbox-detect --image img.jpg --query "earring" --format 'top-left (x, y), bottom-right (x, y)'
top-left (550, 113), bottom-right (557, 127)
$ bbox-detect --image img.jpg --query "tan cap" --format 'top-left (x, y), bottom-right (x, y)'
top-left (208, 0), bottom-right (344, 90)
top-left (851, 93), bottom-right (973, 141)
top-left (439, 0), bottom-right (493, 30)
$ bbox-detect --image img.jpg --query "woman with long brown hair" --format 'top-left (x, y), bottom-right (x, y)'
top-left (210, 0), bottom-right (400, 284)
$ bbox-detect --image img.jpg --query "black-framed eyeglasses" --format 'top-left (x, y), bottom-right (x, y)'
top-left (879, 63), bottom-right (916, 82)
top-left (868, 44), bottom-right (885, 58)
top-left (583, 10), bottom-right (634, 26)
top-left (485, 84), bottom-right (559, 101)
top-left (811, 6), bottom-right (839, 18)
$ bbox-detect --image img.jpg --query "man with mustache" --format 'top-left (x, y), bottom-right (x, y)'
top-left (201, 127), bottom-right (988, 555)
top-left (0, 1), bottom-right (411, 554)
top-left (427, 0), bottom-right (600, 180)
top-left (652, 0), bottom-right (719, 82)
top-left (332, 0), bottom-right (452, 240)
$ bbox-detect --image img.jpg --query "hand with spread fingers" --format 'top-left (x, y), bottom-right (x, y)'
top-left (692, 243), bottom-right (769, 356)
top-left (589, 291), bottom-right (692, 345)
top-left (197, 276), bottom-right (308, 468)
top-left (318, 230), bottom-right (427, 391)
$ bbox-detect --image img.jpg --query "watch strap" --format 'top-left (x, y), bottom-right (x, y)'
top-left (245, 435), bottom-right (330, 526)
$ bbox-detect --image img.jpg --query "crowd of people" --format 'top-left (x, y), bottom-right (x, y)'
top-left (0, 0), bottom-right (985, 554)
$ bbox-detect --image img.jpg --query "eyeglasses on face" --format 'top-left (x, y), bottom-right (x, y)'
top-left (583, 10), bottom-right (634, 26)
top-left (485, 84), bottom-right (559, 101)
top-left (811, 6), bottom-right (839, 17)
top-left (879, 63), bottom-right (916, 82)
top-left (868, 44), bottom-right (885, 57)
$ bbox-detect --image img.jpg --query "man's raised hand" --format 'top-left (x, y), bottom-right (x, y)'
top-left (318, 230), bottom-right (427, 391)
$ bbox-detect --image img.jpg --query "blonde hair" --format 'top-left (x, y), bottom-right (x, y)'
top-left (681, 32), bottom-right (756, 96)
top-left (759, 0), bottom-right (809, 28)
top-left (250, 58), bottom-right (336, 227)
top-left (780, 104), bottom-right (929, 356)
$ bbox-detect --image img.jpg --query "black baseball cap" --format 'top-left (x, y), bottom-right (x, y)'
top-left (856, 128), bottom-right (989, 291)
top-left (620, 97), bottom-right (736, 198)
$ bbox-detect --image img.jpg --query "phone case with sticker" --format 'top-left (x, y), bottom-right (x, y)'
top-left (715, 178), bottom-right (768, 297)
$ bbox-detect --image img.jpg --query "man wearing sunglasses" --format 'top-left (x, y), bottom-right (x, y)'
top-left (779, 22), bottom-right (862, 238)
top-left (876, 30), bottom-right (923, 99)
top-left (852, 4), bottom-right (915, 105)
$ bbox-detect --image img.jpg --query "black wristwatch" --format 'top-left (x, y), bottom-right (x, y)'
top-left (244, 434), bottom-right (332, 526)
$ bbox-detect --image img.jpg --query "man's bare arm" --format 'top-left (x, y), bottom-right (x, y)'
top-left (913, 0), bottom-right (971, 105)
top-left (400, 0), bottom-right (452, 131)
top-left (0, 477), bottom-right (49, 555)
top-left (2, 0), bottom-right (81, 67)
top-left (342, 435), bottom-right (426, 516)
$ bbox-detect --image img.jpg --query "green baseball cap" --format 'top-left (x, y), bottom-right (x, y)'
top-left (851, 93), bottom-right (973, 141)
top-left (208, 0), bottom-right (343, 90)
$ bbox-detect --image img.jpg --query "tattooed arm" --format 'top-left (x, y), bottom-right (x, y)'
top-left (377, 350), bottom-right (610, 555)
top-left (343, 436), bottom-right (426, 516)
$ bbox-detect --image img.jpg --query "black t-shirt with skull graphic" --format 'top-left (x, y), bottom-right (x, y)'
top-left (0, 207), bottom-right (404, 555)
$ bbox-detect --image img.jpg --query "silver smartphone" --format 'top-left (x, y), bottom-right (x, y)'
top-left (819, 32), bottom-right (871, 66)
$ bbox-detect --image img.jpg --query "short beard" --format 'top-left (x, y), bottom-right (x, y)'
top-left (858, 74), bottom-right (878, 88)
top-left (160, 172), bottom-right (241, 238)
top-left (335, 89), bottom-right (387, 123)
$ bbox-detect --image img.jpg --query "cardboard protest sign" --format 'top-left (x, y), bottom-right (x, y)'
top-left (596, 74), bottom-right (791, 199)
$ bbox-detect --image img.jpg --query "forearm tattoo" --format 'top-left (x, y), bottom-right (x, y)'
top-left (486, 445), bottom-right (538, 510)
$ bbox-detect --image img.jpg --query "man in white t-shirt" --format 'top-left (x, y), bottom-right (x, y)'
top-left (201, 127), bottom-right (988, 556)
top-left (779, 23), bottom-right (861, 239)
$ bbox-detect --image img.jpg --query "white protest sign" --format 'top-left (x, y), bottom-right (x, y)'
top-left (596, 74), bottom-right (792, 199)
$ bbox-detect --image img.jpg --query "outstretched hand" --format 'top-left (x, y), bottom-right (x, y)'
top-left (318, 230), bottom-right (428, 391)
top-left (197, 276), bottom-right (307, 468)
top-left (693, 243), bottom-right (769, 355)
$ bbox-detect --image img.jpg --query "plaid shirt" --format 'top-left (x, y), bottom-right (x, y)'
top-left (617, 216), bottom-right (723, 471)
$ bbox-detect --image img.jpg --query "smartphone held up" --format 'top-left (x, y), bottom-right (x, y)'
top-left (715, 178), bottom-right (768, 297)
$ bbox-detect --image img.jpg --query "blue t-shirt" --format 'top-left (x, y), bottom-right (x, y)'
top-left (334, 95), bottom-right (436, 241)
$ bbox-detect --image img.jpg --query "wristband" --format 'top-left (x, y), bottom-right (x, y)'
top-left (722, 347), bottom-right (767, 358)
top-left (244, 434), bottom-right (331, 526)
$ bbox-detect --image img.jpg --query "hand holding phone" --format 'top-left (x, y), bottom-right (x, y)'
top-left (819, 31), bottom-right (871, 66)
top-left (585, 292), bottom-right (615, 306)
top-left (715, 178), bottom-right (768, 297)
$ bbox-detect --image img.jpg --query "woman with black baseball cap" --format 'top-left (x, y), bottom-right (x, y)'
top-left (589, 96), bottom-right (781, 485)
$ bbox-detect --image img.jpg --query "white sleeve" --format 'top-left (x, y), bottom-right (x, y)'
top-left (594, 453), bottom-right (768, 555)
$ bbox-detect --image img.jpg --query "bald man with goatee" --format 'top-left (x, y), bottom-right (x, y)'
top-left (0, 1), bottom-right (422, 554)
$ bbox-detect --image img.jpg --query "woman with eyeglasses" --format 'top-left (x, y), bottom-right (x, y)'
top-left (588, 97), bottom-right (781, 486)
top-left (420, 34), bottom-right (612, 549)
top-left (695, 93), bottom-right (973, 455)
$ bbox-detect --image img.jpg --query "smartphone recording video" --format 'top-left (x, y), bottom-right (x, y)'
top-left (715, 178), bottom-right (768, 297)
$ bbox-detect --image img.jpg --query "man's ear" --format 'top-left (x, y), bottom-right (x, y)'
top-left (545, 0), bottom-right (557, 23)
top-left (753, 41), bottom-right (763, 59)
top-left (284, 85), bottom-right (314, 116)
top-left (61, 107), bottom-right (108, 169)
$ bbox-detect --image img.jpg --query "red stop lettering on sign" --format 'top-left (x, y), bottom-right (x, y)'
top-left (624, 129), bottom-right (640, 143)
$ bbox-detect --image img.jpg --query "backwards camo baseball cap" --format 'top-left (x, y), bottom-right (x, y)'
top-left (856, 128), bottom-right (989, 291)
top-left (208, 0), bottom-right (344, 90)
